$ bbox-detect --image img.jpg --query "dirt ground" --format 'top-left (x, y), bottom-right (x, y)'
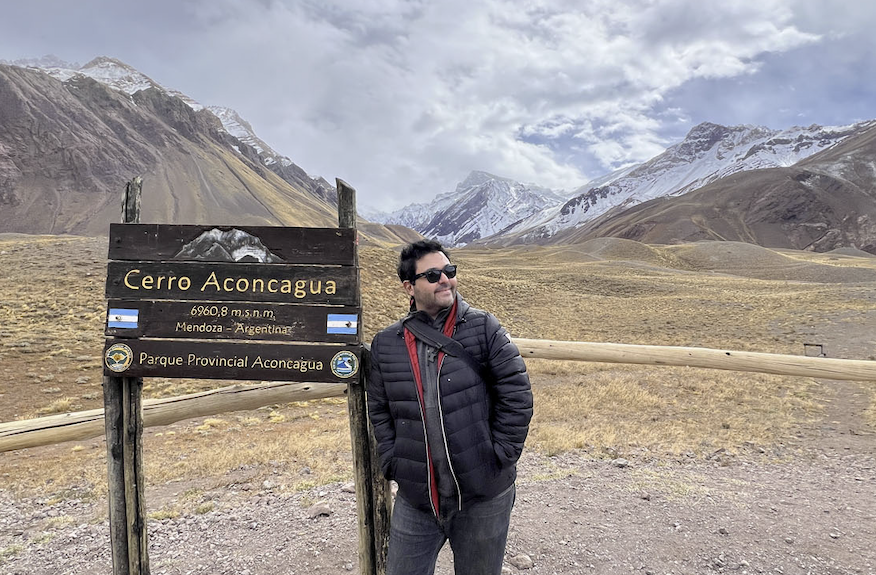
top-left (0, 386), bottom-right (873, 575)
top-left (1, 236), bottom-right (875, 574)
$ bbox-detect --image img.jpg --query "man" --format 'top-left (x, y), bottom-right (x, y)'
top-left (367, 239), bottom-right (533, 575)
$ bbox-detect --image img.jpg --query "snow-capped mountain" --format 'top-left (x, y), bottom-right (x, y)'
top-left (374, 120), bottom-right (872, 248)
top-left (0, 57), bottom-right (369, 237)
top-left (497, 121), bottom-right (875, 243)
top-left (7, 56), bottom-right (311, 177)
top-left (567, 121), bottom-right (876, 253)
top-left (377, 171), bottom-right (568, 245)
top-left (16, 56), bottom-right (204, 108)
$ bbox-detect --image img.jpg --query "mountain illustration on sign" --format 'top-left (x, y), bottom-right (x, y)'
top-left (174, 228), bottom-right (283, 262)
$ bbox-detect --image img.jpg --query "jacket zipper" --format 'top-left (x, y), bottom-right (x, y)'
top-left (405, 328), bottom-right (440, 518)
top-left (413, 368), bottom-right (438, 518)
top-left (436, 333), bottom-right (463, 512)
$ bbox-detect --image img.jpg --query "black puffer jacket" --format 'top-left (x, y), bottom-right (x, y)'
top-left (367, 295), bottom-right (533, 513)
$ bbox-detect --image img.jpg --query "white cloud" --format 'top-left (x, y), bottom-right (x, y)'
top-left (0, 0), bottom-right (849, 210)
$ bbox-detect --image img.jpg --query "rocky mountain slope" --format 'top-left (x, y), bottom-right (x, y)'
top-left (0, 58), bottom-right (396, 239)
top-left (22, 56), bottom-right (339, 204)
top-left (559, 122), bottom-right (876, 253)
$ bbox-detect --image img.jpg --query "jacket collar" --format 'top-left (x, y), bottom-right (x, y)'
top-left (454, 293), bottom-right (470, 321)
top-left (406, 292), bottom-right (469, 327)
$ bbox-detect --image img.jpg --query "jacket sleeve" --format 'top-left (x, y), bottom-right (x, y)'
top-left (484, 314), bottom-right (533, 468)
top-left (366, 333), bottom-right (396, 480)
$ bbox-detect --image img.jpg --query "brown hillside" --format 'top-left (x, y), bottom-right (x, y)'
top-left (0, 65), bottom-right (412, 246)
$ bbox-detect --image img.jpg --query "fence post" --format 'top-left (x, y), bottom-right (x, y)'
top-left (103, 176), bottom-right (149, 575)
top-left (337, 179), bottom-right (391, 575)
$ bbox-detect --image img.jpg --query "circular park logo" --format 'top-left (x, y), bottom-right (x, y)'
top-left (105, 343), bottom-right (134, 373)
top-left (330, 350), bottom-right (359, 379)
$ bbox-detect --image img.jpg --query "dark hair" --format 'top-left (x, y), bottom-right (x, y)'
top-left (397, 239), bottom-right (451, 282)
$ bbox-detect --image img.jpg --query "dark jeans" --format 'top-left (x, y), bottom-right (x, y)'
top-left (386, 484), bottom-right (516, 575)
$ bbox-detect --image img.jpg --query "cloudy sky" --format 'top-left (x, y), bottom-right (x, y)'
top-left (2, 0), bottom-right (875, 211)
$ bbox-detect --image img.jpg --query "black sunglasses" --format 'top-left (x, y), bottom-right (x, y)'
top-left (412, 264), bottom-right (457, 283)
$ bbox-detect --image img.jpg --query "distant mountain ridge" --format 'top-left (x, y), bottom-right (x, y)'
top-left (4, 56), bottom-right (338, 207)
top-left (0, 57), bottom-right (414, 244)
top-left (508, 121), bottom-right (873, 242)
top-left (368, 119), bottom-right (875, 251)
top-left (6, 54), bottom-right (876, 253)
top-left (564, 122), bottom-right (876, 253)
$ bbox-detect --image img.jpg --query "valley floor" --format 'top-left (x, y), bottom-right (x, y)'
top-left (2, 236), bottom-right (875, 574)
top-left (1, 418), bottom-right (875, 575)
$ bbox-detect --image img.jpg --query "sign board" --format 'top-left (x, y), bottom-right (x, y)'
top-left (104, 339), bottom-right (361, 382)
top-left (103, 224), bottom-right (361, 382)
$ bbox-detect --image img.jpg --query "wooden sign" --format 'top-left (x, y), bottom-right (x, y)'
top-left (103, 339), bottom-right (361, 382)
top-left (108, 223), bottom-right (355, 265)
top-left (103, 222), bottom-right (362, 382)
top-left (105, 300), bottom-right (360, 343)
top-left (106, 261), bottom-right (357, 304)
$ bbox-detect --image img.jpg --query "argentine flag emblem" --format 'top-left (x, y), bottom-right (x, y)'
top-left (108, 308), bottom-right (139, 329)
top-left (327, 313), bottom-right (358, 335)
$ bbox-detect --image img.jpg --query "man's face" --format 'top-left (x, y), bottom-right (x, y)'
top-left (403, 251), bottom-right (458, 318)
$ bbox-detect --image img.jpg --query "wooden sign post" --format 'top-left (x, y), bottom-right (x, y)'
top-left (337, 179), bottom-right (391, 575)
top-left (103, 177), bottom-right (149, 575)
top-left (101, 178), bottom-right (378, 574)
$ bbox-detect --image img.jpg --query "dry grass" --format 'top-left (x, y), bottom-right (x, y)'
top-left (454, 245), bottom-right (874, 352)
top-left (144, 400), bottom-right (351, 488)
top-left (1, 235), bottom-right (874, 501)
top-left (0, 544), bottom-right (24, 563)
top-left (527, 362), bottom-right (820, 456)
top-left (35, 397), bottom-right (80, 416)
top-left (0, 398), bottom-right (353, 502)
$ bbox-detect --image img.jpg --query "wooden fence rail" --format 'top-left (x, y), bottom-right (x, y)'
top-left (2, 339), bottom-right (875, 454)
top-left (0, 381), bottom-right (347, 453)
top-left (513, 339), bottom-right (876, 381)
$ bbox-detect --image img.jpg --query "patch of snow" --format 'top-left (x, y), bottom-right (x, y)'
top-left (9, 55), bottom-right (208, 110)
top-left (208, 106), bottom-right (276, 158)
